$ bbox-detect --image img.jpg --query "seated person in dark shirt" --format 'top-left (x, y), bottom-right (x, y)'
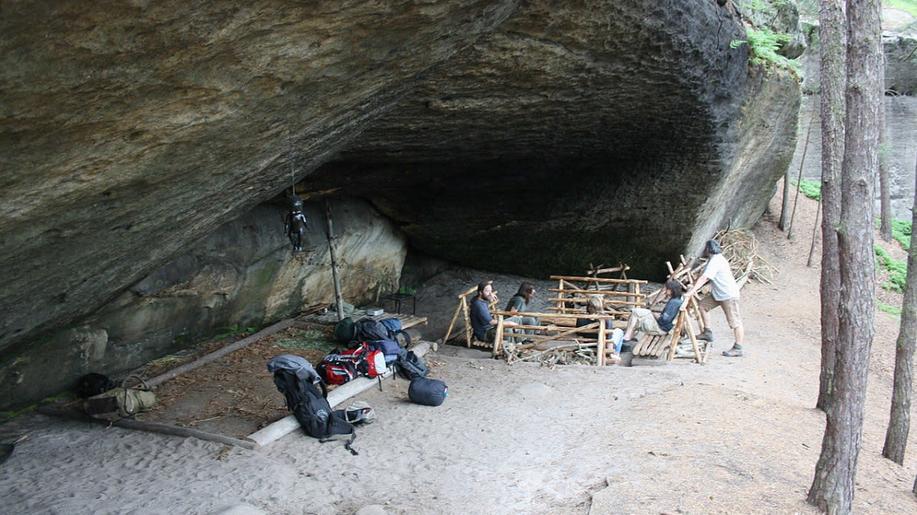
top-left (622, 279), bottom-right (684, 345)
top-left (575, 296), bottom-right (614, 331)
top-left (470, 281), bottom-right (518, 343)
top-left (506, 282), bottom-right (539, 340)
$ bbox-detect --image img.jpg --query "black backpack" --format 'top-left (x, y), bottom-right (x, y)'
top-left (354, 319), bottom-right (389, 341)
top-left (396, 350), bottom-right (428, 381)
top-left (75, 373), bottom-right (115, 398)
top-left (272, 369), bottom-right (357, 454)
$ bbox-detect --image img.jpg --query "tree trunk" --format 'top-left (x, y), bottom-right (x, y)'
top-left (780, 170), bottom-right (792, 230)
top-left (815, 0), bottom-right (846, 414)
top-left (882, 154), bottom-right (917, 464)
top-left (878, 57), bottom-right (891, 242)
top-left (808, 1), bottom-right (882, 513)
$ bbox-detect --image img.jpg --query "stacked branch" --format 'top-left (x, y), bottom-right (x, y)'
top-left (714, 229), bottom-right (778, 285)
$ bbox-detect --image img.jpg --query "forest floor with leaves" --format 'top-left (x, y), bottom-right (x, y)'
top-left (1, 182), bottom-right (916, 514)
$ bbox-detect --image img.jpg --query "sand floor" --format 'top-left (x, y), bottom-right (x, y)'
top-left (1, 182), bottom-right (917, 514)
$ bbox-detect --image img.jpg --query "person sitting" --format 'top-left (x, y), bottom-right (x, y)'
top-left (506, 282), bottom-right (539, 340)
top-left (470, 282), bottom-right (518, 344)
top-left (622, 279), bottom-right (684, 346)
top-left (575, 296), bottom-right (614, 331)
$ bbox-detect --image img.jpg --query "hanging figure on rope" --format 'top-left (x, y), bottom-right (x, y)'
top-left (284, 194), bottom-right (309, 252)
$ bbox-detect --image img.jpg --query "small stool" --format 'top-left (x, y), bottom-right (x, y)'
top-left (382, 292), bottom-right (416, 314)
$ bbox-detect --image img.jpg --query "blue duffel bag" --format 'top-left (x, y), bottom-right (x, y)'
top-left (408, 377), bottom-right (447, 406)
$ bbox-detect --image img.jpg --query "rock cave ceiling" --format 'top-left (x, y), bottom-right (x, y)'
top-left (0, 0), bottom-right (799, 355)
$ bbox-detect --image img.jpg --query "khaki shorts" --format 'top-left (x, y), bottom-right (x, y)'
top-left (631, 307), bottom-right (665, 335)
top-left (699, 296), bottom-right (742, 329)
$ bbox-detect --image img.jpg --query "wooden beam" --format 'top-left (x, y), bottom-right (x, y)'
top-left (550, 275), bottom-right (647, 285)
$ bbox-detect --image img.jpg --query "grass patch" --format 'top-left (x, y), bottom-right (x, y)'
top-left (875, 244), bottom-right (908, 292)
top-left (793, 178), bottom-right (821, 201)
top-left (878, 302), bottom-right (903, 316)
top-left (274, 329), bottom-right (336, 352)
top-left (213, 324), bottom-right (259, 340)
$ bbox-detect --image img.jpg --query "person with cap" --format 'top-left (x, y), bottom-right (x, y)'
top-left (684, 239), bottom-right (744, 357)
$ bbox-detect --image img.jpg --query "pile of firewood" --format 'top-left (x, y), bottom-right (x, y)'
top-left (503, 341), bottom-right (614, 367)
top-left (714, 229), bottom-right (778, 285)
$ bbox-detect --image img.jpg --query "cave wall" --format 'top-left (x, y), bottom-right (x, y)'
top-left (0, 198), bottom-right (406, 408)
top-left (0, 0), bottom-right (518, 364)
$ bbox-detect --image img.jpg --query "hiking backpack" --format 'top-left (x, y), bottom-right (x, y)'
top-left (380, 317), bottom-right (412, 347)
top-left (395, 350), bottom-right (428, 381)
top-left (354, 319), bottom-right (390, 341)
top-left (318, 343), bottom-right (388, 384)
top-left (334, 317), bottom-right (356, 344)
top-left (270, 367), bottom-right (357, 454)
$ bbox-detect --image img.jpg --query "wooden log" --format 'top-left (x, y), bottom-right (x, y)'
top-left (146, 319), bottom-right (296, 388)
top-left (442, 301), bottom-right (463, 344)
top-left (548, 288), bottom-right (646, 298)
top-left (249, 342), bottom-right (431, 447)
top-left (597, 321), bottom-right (606, 366)
top-left (38, 404), bottom-right (258, 450)
top-left (666, 311), bottom-right (686, 361)
top-left (683, 312), bottom-right (703, 364)
top-left (324, 200), bottom-right (345, 322)
top-left (493, 310), bottom-right (618, 320)
top-left (560, 274), bottom-right (643, 285)
top-left (461, 297), bottom-right (472, 348)
top-left (545, 296), bottom-right (642, 307)
top-left (558, 280), bottom-right (566, 314)
top-left (493, 315), bottom-right (505, 357)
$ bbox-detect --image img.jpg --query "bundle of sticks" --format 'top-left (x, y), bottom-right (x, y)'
top-left (713, 229), bottom-right (778, 285)
top-left (503, 341), bottom-right (615, 367)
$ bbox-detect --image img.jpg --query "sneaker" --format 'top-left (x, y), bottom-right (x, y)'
top-left (619, 351), bottom-right (634, 367)
top-left (722, 344), bottom-right (743, 357)
top-left (698, 329), bottom-right (714, 342)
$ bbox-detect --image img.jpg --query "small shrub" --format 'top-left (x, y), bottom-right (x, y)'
top-left (892, 219), bottom-right (911, 250)
top-left (878, 302), bottom-right (902, 316)
top-left (731, 27), bottom-right (801, 73)
top-left (793, 179), bottom-right (821, 201)
top-left (875, 244), bottom-right (907, 293)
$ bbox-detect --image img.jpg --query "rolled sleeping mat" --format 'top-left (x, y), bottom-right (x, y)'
top-left (408, 377), bottom-right (447, 406)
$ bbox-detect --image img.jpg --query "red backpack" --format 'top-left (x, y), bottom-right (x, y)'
top-left (318, 343), bottom-right (388, 385)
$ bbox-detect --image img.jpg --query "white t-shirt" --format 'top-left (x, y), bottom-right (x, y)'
top-left (702, 253), bottom-right (740, 301)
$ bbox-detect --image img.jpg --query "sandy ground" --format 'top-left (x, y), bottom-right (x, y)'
top-left (2, 181), bottom-right (917, 514)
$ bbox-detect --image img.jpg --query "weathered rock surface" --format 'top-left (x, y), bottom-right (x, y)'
top-left (305, 1), bottom-right (800, 276)
top-left (0, 198), bottom-right (405, 407)
top-left (1, 0), bottom-right (801, 404)
top-left (0, 0), bottom-right (517, 357)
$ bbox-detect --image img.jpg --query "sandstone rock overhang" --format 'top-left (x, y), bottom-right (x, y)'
top-left (0, 1), bottom-right (799, 359)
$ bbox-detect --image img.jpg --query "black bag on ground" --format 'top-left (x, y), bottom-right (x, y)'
top-left (334, 317), bottom-right (356, 344)
top-left (408, 377), bottom-right (448, 406)
top-left (271, 369), bottom-right (358, 454)
top-left (75, 373), bottom-right (115, 398)
top-left (395, 350), bottom-right (428, 380)
top-left (354, 318), bottom-right (390, 342)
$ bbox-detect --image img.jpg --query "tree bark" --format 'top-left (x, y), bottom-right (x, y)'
top-left (878, 63), bottom-right (892, 241)
top-left (808, 1), bottom-right (882, 513)
top-left (882, 153), bottom-right (917, 465)
top-left (815, 0), bottom-right (846, 414)
top-left (780, 170), bottom-right (792, 231)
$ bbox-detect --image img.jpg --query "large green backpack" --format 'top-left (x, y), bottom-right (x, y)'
top-left (334, 317), bottom-right (355, 344)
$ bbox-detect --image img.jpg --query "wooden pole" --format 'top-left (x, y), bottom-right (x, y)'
top-left (788, 110), bottom-right (817, 239)
top-left (461, 298), bottom-right (472, 347)
top-left (324, 200), bottom-right (345, 322)
top-left (443, 301), bottom-right (463, 344)
top-left (494, 315), bottom-right (505, 357)
top-left (807, 198), bottom-right (823, 267)
top-left (597, 319), bottom-right (607, 366)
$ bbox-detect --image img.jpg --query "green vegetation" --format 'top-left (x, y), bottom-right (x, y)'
top-left (892, 219), bottom-right (912, 250)
top-left (875, 244), bottom-right (908, 292)
top-left (214, 324), bottom-right (258, 340)
top-left (793, 178), bottom-right (822, 200)
top-left (275, 329), bottom-right (336, 352)
top-left (878, 302), bottom-right (903, 316)
top-left (886, 0), bottom-right (917, 17)
top-left (397, 285), bottom-right (417, 296)
top-left (730, 28), bottom-right (801, 73)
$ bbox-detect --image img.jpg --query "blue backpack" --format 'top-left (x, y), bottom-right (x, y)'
top-left (380, 318), bottom-right (412, 346)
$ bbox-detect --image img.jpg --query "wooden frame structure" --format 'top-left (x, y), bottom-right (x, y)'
top-left (549, 275), bottom-right (648, 314)
top-left (442, 283), bottom-right (499, 348)
top-left (492, 310), bottom-right (620, 366)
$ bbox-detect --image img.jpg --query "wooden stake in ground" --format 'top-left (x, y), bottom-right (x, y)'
top-left (324, 200), bottom-right (345, 322)
top-left (787, 109), bottom-right (817, 240)
top-left (808, 1), bottom-right (882, 512)
top-left (882, 153), bottom-right (917, 465)
top-left (815, 0), bottom-right (847, 415)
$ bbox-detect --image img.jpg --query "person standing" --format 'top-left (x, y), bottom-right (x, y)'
top-left (685, 240), bottom-right (744, 357)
